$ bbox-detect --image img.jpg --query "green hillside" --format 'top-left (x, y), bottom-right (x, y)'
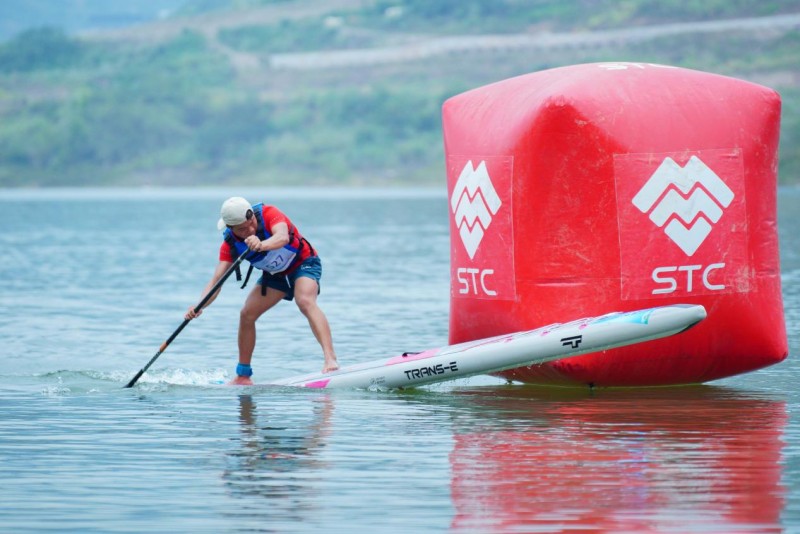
top-left (0, 0), bottom-right (798, 187)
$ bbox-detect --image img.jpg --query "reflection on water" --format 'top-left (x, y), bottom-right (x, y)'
top-left (211, 385), bottom-right (789, 532)
top-left (223, 394), bottom-right (334, 524)
top-left (447, 386), bottom-right (786, 532)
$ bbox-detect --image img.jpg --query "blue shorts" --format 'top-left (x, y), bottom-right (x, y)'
top-left (257, 256), bottom-right (322, 301)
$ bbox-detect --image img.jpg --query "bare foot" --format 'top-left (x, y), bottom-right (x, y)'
top-left (322, 357), bottom-right (339, 374)
top-left (227, 376), bottom-right (254, 386)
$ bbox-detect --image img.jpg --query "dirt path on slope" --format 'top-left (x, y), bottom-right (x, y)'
top-left (81, 7), bottom-right (800, 80)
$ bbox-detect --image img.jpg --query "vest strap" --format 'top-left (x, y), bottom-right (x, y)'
top-left (241, 264), bottom-right (254, 289)
top-left (224, 233), bottom-right (243, 282)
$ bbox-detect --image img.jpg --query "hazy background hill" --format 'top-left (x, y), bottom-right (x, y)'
top-left (0, 0), bottom-right (798, 187)
top-left (0, 0), bottom-right (188, 41)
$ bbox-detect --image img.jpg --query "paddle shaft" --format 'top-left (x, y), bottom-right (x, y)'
top-left (124, 252), bottom-right (250, 388)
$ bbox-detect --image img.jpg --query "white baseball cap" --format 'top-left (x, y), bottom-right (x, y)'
top-left (217, 197), bottom-right (253, 230)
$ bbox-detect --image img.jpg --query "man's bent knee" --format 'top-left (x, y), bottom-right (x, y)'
top-left (240, 306), bottom-right (263, 324)
top-left (239, 306), bottom-right (269, 323)
top-left (294, 294), bottom-right (317, 315)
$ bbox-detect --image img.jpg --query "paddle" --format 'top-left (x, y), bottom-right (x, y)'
top-left (124, 252), bottom-right (251, 388)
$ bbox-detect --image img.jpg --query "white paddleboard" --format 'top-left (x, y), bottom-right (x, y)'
top-left (268, 304), bottom-right (706, 390)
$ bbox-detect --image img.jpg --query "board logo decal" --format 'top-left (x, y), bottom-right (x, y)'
top-left (560, 335), bottom-right (583, 349)
top-left (404, 361), bottom-right (459, 380)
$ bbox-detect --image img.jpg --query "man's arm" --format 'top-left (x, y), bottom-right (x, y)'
top-left (185, 260), bottom-right (233, 320)
top-left (244, 222), bottom-right (290, 252)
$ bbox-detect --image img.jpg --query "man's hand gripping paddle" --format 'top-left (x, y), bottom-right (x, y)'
top-left (124, 252), bottom-right (249, 388)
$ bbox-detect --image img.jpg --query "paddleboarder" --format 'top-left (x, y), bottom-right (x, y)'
top-left (186, 197), bottom-right (339, 385)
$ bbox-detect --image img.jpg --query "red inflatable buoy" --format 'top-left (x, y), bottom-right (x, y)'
top-left (443, 62), bottom-right (787, 386)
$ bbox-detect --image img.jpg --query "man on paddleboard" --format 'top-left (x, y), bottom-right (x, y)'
top-left (186, 197), bottom-right (339, 385)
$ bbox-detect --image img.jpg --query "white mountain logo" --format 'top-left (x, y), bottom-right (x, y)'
top-left (450, 160), bottom-right (502, 260)
top-left (632, 156), bottom-right (734, 256)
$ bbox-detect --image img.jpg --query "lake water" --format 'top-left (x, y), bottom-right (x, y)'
top-left (0, 187), bottom-right (798, 533)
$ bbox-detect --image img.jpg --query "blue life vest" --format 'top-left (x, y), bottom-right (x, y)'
top-left (223, 203), bottom-right (314, 295)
